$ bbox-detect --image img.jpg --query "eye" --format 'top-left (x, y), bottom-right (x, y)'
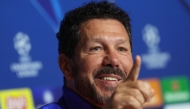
top-left (89, 46), bottom-right (102, 51)
top-left (118, 47), bottom-right (127, 52)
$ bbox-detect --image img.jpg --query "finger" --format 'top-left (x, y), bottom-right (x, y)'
top-left (123, 88), bottom-right (145, 106)
top-left (127, 55), bottom-right (141, 81)
top-left (118, 80), bottom-right (154, 103)
top-left (133, 81), bottom-right (154, 102)
top-left (103, 86), bottom-right (142, 109)
top-left (111, 92), bottom-right (142, 109)
top-left (142, 81), bottom-right (155, 102)
top-left (122, 95), bottom-right (142, 109)
top-left (117, 82), bottom-right (144, 105)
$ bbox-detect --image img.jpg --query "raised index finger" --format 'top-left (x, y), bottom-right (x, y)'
top-left (126, 55), bottom-right (141, 81)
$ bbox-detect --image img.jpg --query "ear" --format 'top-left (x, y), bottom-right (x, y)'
top-left (58, 54), bottom-right (73, 80)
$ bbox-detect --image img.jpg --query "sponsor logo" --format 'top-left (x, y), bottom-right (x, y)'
top-left (141, 24), bottom-right (171, 69)
top-left (6, 96), bottom-right (26, 109)
top-left (0, 88), bottom-right (34, 109)
top-left (161, 76), bottom-right (190, 104)
top-left (10, 32), bottom-right (43, 78)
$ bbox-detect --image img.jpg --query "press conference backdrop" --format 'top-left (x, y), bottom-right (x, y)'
top-left (0, 0), bottom-right (190, 109)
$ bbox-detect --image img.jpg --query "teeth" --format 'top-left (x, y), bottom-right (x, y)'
top-left (101, 77), bottom-right (118, 81)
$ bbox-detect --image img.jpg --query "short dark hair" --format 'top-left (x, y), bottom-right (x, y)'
top-left (57, 1), bottom-right (132, 58)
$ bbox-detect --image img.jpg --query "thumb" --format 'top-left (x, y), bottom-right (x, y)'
top-left (126, 55), bottom-right (141, 81)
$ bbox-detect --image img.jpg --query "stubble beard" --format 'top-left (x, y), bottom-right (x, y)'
top-left (72, 66), bottom-right (127, 107)
top-left (74, 74), bottom-right (115, 107)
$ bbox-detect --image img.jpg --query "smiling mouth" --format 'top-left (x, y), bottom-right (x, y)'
top-left (99, 77), bottom-right (120, 81)
top-left (94, 66), bottom-right (126, 83)
top-left (96, 74), bottom-right (123, 82)
top-left (95, 74), bottom-right (123, 88)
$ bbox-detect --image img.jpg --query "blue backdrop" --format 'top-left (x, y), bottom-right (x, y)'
top-left (0, 0), bottom-right (190, 109)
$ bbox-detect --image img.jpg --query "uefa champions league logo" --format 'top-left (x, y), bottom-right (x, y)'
top-left (14, 32), bottom-right (31, 57)
top-left (141, 24), bottom-right (171, 69)
top-left (10, 32), bottom-right (43, 78)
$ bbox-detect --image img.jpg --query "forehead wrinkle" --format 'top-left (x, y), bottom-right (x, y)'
top-left (89, 36), bottom-right (129, 44)
top-left (113, 38), bottom-right (128, 44)
top-left (79, 19), bottom-right (130, 46)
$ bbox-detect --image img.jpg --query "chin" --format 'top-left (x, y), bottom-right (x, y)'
top-left (81, 87), bottom-right (114, 108)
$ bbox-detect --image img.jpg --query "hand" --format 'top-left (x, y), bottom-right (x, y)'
top-left (103, 55), bottom-right (155, 109)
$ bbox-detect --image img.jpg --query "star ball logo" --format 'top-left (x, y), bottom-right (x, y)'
top-left (141, 24), bottom-right (171, 69)
top-left (10, 32), bottom-right (43, 78)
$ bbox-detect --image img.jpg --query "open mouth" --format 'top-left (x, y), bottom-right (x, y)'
top-left (92, 74), bottom-right (124, 94)
top-left (98, 76), bottom-right (121, 81)
top-left (95, 74), bottom-right (123, 91)
top-left (96, 74), bottom-right (122, 81)
top-left (93, 66), bottom-right (126, 88)
top-left (94, 74), bottom-right (123, 87)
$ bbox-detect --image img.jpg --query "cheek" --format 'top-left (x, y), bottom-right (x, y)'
top-left (75, 54), bottom-right (104, 75)
top-left (120, 56), bottom-right (133, 75)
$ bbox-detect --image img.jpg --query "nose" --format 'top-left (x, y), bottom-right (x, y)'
top-left (102, 49), bottom-right (119, 68)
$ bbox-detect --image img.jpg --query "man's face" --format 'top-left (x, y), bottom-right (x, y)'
top-left (71, 19), bottom-right (133, 106)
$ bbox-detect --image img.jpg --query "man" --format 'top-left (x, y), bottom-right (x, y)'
top-left (40, 1), bottom-right (154, 109)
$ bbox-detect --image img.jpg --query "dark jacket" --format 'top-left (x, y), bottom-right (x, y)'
top-left (39, 86), bottom-right (94, 109)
